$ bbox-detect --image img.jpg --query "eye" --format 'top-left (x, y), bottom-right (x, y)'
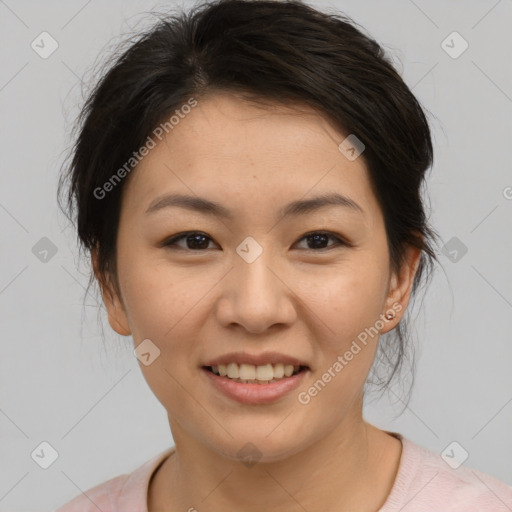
top-left (294, 231), bottom-right (348, 251)
top-left (162, 231), bottom-right (219, 251)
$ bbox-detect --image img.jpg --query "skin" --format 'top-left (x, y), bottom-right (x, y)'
top-left (93, 91), bottom-right (421, 512)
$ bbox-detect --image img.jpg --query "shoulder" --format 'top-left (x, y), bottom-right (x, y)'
top-left (54, 448), bottom-right (174, 512)
top-left (54, 473), bottom-right (128, 512)
top-left (381, 434), bottom-right (512, 512)
top-left (416, 443), bottom-right (512, 510)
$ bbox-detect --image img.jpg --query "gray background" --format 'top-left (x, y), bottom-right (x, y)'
top-left (0, 0), bottom-right (511, 510)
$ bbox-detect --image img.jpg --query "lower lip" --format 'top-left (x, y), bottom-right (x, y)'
top-left (201, 367), bottom-right (308, 405)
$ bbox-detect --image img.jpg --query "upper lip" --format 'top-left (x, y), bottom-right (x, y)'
top-left (203, 351), bottom-right (310, 369)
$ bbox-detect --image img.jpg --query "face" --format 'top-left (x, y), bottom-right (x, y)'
top-left (96, 92), bottom-right (420, 463)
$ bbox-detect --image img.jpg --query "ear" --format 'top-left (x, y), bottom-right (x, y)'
top-left (91, 247), bottom-right (131, 337)
top-left (379, 245), bottom-right (422, 334)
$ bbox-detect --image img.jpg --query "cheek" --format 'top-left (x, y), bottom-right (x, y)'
top-left (299, 254), bottom-right (389, 342)
top-left (117, 248), bottom-right (195, 340)
top-left (118, 258), bottom-right (204, 412)
top-left (117, 252), bottom-right (214, 381)
top-left (294, 265), bottom-right (387, 413)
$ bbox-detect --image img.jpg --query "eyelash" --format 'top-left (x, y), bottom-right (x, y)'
top-left (161, 230), bottom-right (350, 252)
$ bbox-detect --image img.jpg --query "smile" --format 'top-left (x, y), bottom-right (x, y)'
top-left (202, 364), bottom-right (309, 404)
top-left (206, 363), bottom-right (306, 384)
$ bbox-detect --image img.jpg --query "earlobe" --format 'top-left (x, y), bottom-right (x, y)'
top-left (91, 247), bottom-right (132, 337)
top-left (106, 307), bottom-right (132, 337)
top-left (103, 285), bottom-right (131, 337)
top-left (380, 246), bottom-right (422, 333)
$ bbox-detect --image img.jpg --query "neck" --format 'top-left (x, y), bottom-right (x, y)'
top-left (148, 414), bottom-right (402, 512)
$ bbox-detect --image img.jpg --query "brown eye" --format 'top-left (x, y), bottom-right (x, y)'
top-left (295, 231), bottom-right (348, 251)
top-left (163, 232), bottom-right (218, 251)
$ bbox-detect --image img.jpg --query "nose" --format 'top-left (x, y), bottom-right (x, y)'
top-left (215, 251), bottom-right (297, 334)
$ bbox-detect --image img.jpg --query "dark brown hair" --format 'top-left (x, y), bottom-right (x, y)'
top-left (58, 0), bottom-right (440, 401)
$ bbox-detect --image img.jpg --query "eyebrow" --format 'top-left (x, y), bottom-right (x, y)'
top-left (144, 192), bottom-right (364, 219)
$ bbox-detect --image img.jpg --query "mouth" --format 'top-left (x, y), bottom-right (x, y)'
top-left (203, 363), bottom-right (309, 384)
top-left (201, 362), bottom-right (310, 404)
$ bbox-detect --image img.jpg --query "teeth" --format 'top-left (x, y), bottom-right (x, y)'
top-left (256, 364), bottom-right (273, 381)
top-left (209, 362), bottom-right (303, 382)
top-left (239, 363), bottom-right (256, 380)
top-left (273, 363), bottom-right (284, 379)
top-left (227, 363), bottom-right (239, 379)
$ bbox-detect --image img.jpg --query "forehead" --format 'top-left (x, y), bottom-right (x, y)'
top-left (121, 92), bottom-right (380, 224)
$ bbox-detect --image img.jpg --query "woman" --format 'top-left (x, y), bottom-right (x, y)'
top-left (56, 0), bottom-right (512, 510)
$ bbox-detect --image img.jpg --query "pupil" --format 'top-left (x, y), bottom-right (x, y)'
top-left (308, 234), bottom-right (328, 249)
top-left (187, 234), bottom-right (208, 250)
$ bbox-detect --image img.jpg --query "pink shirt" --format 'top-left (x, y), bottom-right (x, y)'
top-left (55, 433), bottom-right (512, 511)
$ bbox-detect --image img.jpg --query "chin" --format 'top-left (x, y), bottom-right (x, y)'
top-left (203, 423), bottom-right (314, 465)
